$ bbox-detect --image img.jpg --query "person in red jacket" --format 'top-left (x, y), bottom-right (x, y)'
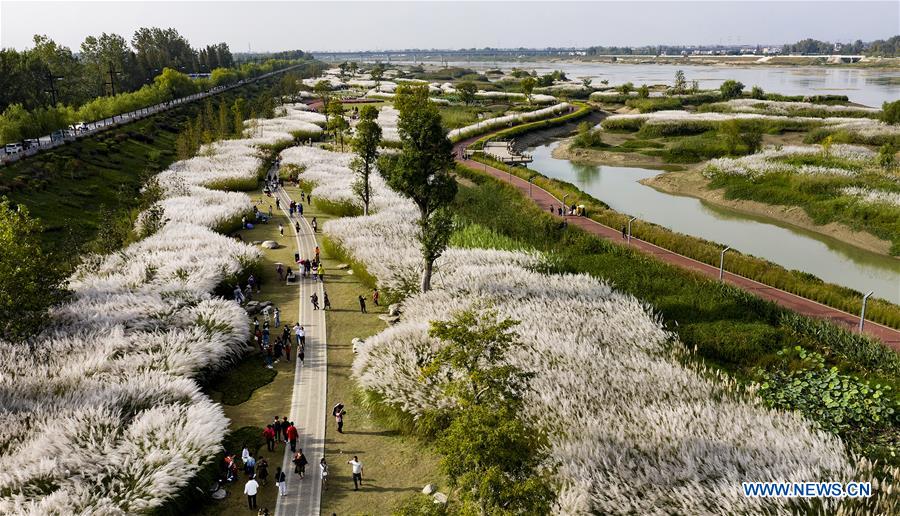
top-left (285, 422), bottom-right (299, 452)
top-left (263, 425), bottom-right (276, 452)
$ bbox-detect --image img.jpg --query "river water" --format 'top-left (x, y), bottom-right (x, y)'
top-left (432, 60), bottom-right (900, 107)
top-left (527, 141), bottom-right (900, 304)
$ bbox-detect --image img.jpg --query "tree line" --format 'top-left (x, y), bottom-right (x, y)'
top-left (782, 36), bottom-right (899, 56)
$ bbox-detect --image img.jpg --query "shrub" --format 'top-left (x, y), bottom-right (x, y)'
top-left (883, 100), bottom-right (900, 125)
top-left (719, 80), bottom-right (745, 99)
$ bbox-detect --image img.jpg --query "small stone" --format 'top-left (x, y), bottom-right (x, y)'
top-left (260, 240), bottom-right (281, 249)
top-left (251, 240), bottom-right (262, 245)
top-left (211, 488), bottom-right (227, 500)
top-left (347, 269), bottom-right (354, 275)
top-left (336, 263), bottom-right (350, 270)
top-left (388, 303), bottom-right (401, 316)
top-left (422, 484), bottom-right (436, 495)
top-left (432, 492), bottom-right (448, 504)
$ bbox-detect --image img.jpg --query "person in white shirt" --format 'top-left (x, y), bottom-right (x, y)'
top-left (347, 456), bottom-right (363, 490)
top-left (320, 458), bottom-right (328, 490)
top-left (244, 476), bottom-right (259, 510)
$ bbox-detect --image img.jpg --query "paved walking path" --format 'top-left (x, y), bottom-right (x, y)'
top-left (269, 169), bottom-right (328, 516)
top-left (453, 139), bottom-right (900, 349)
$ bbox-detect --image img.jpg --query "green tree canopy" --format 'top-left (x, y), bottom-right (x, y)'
top-left (456, 81), bottom-right (478, 106)
top-left (0, 199), bottom-right (70, 343)
top-left (350, 105), bottom-right (382, 215)
top-left (379, 85), bottom-right (457, 292)
top-left (719, 79), bottom-right (745, 99)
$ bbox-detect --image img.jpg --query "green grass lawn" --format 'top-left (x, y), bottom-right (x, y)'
top-left (282, 184), bottom-right (447, 516)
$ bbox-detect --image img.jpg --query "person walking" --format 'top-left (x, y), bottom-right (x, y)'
top-left (317, 263), bottom-right (324, 282)
top-left (275, 467), bottom-right (287, 497)
top-left (264, 425), bottom-right (276, 451)
top-left (332, 403), bottom-right (346, 433)
top-left (314, 246), bottom-right (320, 262)
top-left (358, 295), bottom-right (367, 314)
top-left (347, 456), bottom-right (363, 490)
top-left (274, 306), bottom-right (280, 327)
top-left (311, 292), bottom-right (319, 310)
top-left (323, 291), bottom-right (331, 310)
top-left (283, 337), bottom-right (291, 363)
top-left (297, 342), bottom-right (305, 364)
top-left (244, 476), bottom-right (259, 510)
top-left (621, 225), bottom-right (627, 239)
top-left (320, 458), bottom-right (328, 491)
top-left (256, 457), bottom-right (269, 485)
top-left (294, 449), bottom-right (309, 478)
top-left (311, 217), bottom-right (318, 233)
top-left (286, 421), bottom-right (298, 452)
top-left (279, 224), bottom-right (284, 237)
top-left (296, 325), bottom-right (305, 347)
top-left (244, 454), bottom-right (256, 476)
top-left (372, 289), bottom-right (379, 306)
top-left (273, 417), bottom-right (282, 441)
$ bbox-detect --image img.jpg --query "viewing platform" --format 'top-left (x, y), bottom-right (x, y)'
top-left (466, 140), bottom-right (533, 165)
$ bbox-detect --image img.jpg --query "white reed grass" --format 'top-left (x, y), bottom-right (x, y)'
top-left (280, 143), bottom-right (860, 514)
top-left (0, 103), bottom-right (332, 512)
top-left (448, 103), bottom-right (572, 141)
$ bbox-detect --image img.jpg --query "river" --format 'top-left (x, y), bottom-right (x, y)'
top-left (429, 60), bottom-right (900, 107)
top-left (526, 141), bottom-right (900, 304)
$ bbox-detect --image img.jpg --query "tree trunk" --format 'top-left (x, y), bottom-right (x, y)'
top-left (421, 259), bottom-right (433, 292)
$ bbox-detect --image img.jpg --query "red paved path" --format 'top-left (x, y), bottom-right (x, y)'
top-left (453, 138), bottom-right (900, 350)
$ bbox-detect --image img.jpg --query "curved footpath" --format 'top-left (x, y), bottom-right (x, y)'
top-left (269, 167), bottom-right (328, 516)
top-left (453, 137), bottom-right (900, 350)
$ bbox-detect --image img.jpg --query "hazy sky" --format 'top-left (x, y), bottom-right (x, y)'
top-left (1, 1), bottom-right (897, 52)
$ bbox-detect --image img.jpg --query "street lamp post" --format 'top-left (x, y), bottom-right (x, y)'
top-left (562, 194), bottom-right (569, 222)
top-left (859, 290), bottom-right (874, 332)
top-left (627, 216), bottom-right (637, 243)
top-left (719, 246), bottom-right (731, 281)
top-left (528, 175), bottom-right (536, 198)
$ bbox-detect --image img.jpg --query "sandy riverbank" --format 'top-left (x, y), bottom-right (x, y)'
top-left (551, 139), bottom-right (683, 171)
top-left (643, 168), bottom-right (896, 257)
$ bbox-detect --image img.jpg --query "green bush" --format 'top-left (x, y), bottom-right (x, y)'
top-left (625, 97), bottom-right (682, 112)
top-left (882, 100), bottom-right (900, 125)
top-left (758, 347), bottom-right (897, 435)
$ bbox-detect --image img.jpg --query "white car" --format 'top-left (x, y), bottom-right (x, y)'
top-left (5, 143), bottom-right (23, 154)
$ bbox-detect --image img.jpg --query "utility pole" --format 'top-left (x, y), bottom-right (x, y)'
top-left (44, 71), bottom-right (63, 106)
top-left (105, 62), bottom-right (121, 96)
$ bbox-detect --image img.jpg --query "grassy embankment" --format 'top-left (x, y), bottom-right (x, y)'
top-left (472, 151), bottom-right (900, 329)
top-left (452, 164), bottom-right (900, 466)
top-left (0, 78), bottom-right (280, 257)
top-left (705, 154), bottom-right (900, 255)
top-left (464, 97), bottom-right (900, 330)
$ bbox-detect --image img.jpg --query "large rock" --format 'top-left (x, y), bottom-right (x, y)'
top-left (260, 240), bottom-right (281, 249)
top-left (336, 263), bottom-right (350, 270)
top-left (432, 492), bottom-right (448, 504)
top-left (388, 303), bottom-right (401, 317)
top-left (378, 314), bottom-right (400, 324)
top-left (421, 484), bottom-right (436, 495)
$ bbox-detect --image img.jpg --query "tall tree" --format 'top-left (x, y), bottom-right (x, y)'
top-left (520, 76), bottom-right (536, 103)
top-left (313, 80), bottom-right (332, 124)
top-left (379, 85), bottom-right (457, 292)
top-left (350, 105), bottom-right (382, 216)
top-left (673, 69), bottom-right (687, 94)
top-left (0, 200), bottom-right (70, 343)
top-left (326, 98), bottom-right (349, 151)
top-left (456, 81), bottom-right (477, 106)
